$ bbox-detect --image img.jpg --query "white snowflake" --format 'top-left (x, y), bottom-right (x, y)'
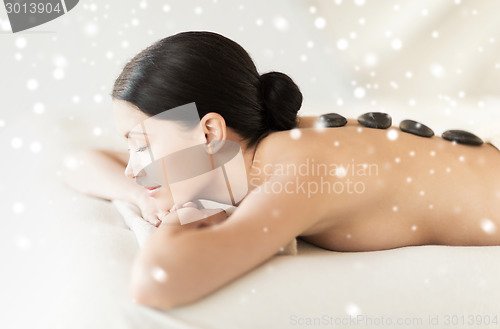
top-left (336, 166), bottom-right (347, 178)
top-left (16, 236), bottom-right (31, 250)
top-left (53, 54), bottom-right (68, 68)
top-left (11, 137), bottom-right (23, 149)
top-left (30, 141), bottom-right (42, 153)
top-left (93, 94), bottom-right (103, 103)
top-left (53, 68), bottom-right (65, 80)
top-left (151, 266), bottom-right (168, 282)
top-left (15, 37), bottom-right (27, 49)
top-left (345, 302), bottom-right (362, 316)
top-left (289, 128), bottom-right (301, 140)
top-left (353, 87), bottom-right (365, 99)
top-left (430, 63), bottom-right (445, 78)
top-left (84, 22), bottom-right (99, 37)
top-left (391, 39), bottom-right (403, 50)
top-left (93, 127), bottom-right (102, 136)
top-left (387, 129), bottom-right (398, 141)
top-left (481, 219), bottom-right (496, 234)
top-left (364, 53), bottom-right (378, 66)
top-left (314, 17), bottom-right (326, 29)
top-left (26, 79), bottom-right (38, 91)
top-left (33, 103), bottom-right (45, 114)
top-left (12, 202), bottom-right (25, 214)
top-left (273, 16), bottom-right (289, 31)
top-left (64, 156), bottom-right (80, 169)
top-left (337, 38), bottom-right (348, 50)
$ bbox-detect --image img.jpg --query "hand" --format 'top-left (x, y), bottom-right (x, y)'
top-left (135, 190), bottom-right (168, 227)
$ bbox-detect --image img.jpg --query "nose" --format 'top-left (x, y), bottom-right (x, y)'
top-left (124, 161), bottom-right (135, 179)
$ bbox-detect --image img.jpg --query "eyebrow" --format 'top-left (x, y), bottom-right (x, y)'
top-left (124, 131), bottom-right (148, 139)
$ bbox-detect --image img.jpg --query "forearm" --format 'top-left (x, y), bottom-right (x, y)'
top-left (61, 149), bottom-right (144, 203)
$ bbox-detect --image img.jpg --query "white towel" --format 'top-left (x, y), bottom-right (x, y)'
top-left (112, 199), bottom-right (297, 255)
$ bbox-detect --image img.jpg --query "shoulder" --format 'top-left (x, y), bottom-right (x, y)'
top-left (256, 128), bottom-right (321, 162)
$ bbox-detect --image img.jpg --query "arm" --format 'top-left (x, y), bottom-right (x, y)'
top-left (129, 175), bottom-right (324, 309)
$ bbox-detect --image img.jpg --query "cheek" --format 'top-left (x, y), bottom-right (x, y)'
top-left (153, 185), bottom-right (175, 211)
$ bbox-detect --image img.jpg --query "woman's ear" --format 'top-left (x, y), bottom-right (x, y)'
top-left (200, 112), bottom-right (227, 153)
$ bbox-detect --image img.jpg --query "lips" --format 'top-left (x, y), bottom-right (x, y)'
top-left (144, 186), bottom-right (161, 196)
top-left (144, 186), bottom-right (161, 191)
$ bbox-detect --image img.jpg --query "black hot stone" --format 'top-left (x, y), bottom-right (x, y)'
top-left (317, 113), bottom-right (348, 127)
top-left (442, 130), bottom-right (483, 146)
top-left (399, 119), bottom-right (434, 138)
top-left (357, 112), bottom-right (392, 129)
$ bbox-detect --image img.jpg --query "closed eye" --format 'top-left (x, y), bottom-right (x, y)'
top-left (127, 146), bottom-right (148, 152)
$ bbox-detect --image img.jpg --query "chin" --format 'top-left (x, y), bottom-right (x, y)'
top-left (152, 188), bottom-right (174, 211)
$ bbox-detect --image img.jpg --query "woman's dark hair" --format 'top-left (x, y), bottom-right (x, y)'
top-left (111, 31), bottom-right (302, 147)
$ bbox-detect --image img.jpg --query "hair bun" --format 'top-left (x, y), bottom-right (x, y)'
top-left (259, 71), bottom-right (303, 131)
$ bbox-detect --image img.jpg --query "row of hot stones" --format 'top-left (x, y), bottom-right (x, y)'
top-left (317, 112), bottom-right (484, 146)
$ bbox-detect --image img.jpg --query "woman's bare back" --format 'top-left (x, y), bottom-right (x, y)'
top-left (253, 119), bottom-right (500, 252)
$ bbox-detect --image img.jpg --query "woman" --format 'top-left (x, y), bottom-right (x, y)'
top-left (63, 31), bottom-right (500, 309)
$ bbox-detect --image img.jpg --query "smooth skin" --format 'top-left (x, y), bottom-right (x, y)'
top-left (63, 100), bottom-right (500, 309)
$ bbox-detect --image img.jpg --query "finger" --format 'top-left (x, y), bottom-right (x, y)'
top-left (182, 201), bottom-right (198, 209)
top-left (144, 215), bottom-right (160, 227)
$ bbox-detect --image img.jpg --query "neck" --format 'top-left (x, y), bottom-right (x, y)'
top-left (241, 141), bottom-right (259, 190)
